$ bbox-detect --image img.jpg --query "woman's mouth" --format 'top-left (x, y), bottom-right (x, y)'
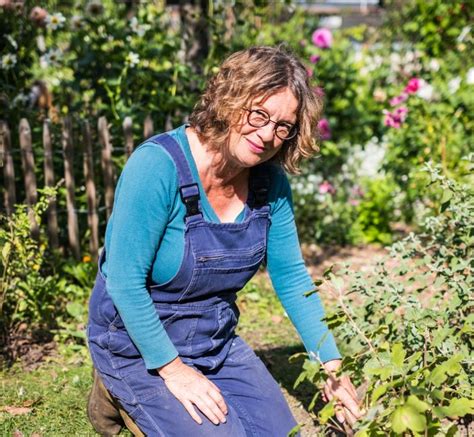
top-left (246, 138), bottom-right (266, 154)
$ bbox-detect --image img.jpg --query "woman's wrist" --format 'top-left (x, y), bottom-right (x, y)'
top-left (157, 356), bottom-right (184, 379)
top-left (323, 359), bottom-right (342, 373)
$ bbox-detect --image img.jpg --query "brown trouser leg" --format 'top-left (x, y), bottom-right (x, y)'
top-left (88, 368), bottom-right (144, 437)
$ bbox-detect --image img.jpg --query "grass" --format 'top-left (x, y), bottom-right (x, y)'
top-left (1, 347), bottom-right (96, 436)
top-left (1, 274), bottom-right (318, 435)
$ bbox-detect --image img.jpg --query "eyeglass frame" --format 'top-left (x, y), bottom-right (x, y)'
top-left (242, 107), bottom-right (298, 141)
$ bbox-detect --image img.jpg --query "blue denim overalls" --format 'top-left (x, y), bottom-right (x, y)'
top-left (87, 133), bottom-right (298, 436)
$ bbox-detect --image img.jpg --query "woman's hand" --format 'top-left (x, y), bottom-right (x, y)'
top-left (321, 359), bottom-right (364, 427)
top-left (158, 357), bottom-right (228, 425)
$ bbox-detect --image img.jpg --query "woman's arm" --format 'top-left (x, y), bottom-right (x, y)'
top-left (266, 168), bottom-right (363, 424)
top-left (266, 168), bottom-right (341, 363)
top-left (105, 144), bottom-right (179, 369)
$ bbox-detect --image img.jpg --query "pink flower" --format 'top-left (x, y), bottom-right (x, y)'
top-left (29, 6), bottom-right (48, 26)
top-left (309, 54), bottom-right (321, 64)
top-left (351, 185), bottom-right (364, 198)
top-left (306, 68), bottom-right (314, 78)
top-left (389, 92), bottom-right (408, 106)
top-left (313, 86), bottom-right (325, 98)
top-left (394, 107), bottom-right (408, 120)
top-left (312, 28), bottom-right (333, 49)
top-left (404, 78), bottom-right (422, 94)
top-left (318, 118), bottom-right (331, 140)
top-left (349, 199), bottom-right (360, 206)
top-left (383, 106), bottom-right (408, 129)
top-left (319, 180), bottom-right (336, 195)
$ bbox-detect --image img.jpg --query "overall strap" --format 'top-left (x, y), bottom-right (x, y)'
top-left (149, 133), bottom-right (202, 220)
top-left (249, 164), bottom-right (271, 209)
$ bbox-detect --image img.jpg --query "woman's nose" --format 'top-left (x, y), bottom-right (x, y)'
top-left (257, 123), bottom-right (276, 143)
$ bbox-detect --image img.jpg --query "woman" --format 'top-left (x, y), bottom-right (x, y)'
top-left (87, 46), bottom-right (362, 436)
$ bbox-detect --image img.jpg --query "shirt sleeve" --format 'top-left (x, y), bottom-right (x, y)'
top-left (104, 143), bottom-right (179, 369)
top-left (266, 167), bottom-right (341, 363)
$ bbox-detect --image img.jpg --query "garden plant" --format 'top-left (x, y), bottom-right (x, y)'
top-left (1, 0), bottom-right (473, 435)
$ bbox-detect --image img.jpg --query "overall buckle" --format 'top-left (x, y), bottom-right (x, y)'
top-left (179, 183), bottom-right (201, 217)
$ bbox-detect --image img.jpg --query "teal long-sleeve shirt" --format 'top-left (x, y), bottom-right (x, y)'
top-left (102, 124), bottom-right (341, 370)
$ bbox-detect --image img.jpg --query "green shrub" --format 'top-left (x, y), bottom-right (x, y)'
top-left (0, 187), bottom-right (59, 334)
top-left (293, 159), bottom-right (474, 435)
top-left (0, 186), bottom-right (96, 356)
top-left (350, 176), bottom-right (398, 245)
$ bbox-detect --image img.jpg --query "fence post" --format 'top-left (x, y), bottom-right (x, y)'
top-left (43, 119), bottom-right (59, 249)
top-left (123, 116), bottom-right (134, 158)
top-left (62, 116), bottom-right (80, 260)
top-left (165, 113), bottom-right (173, 132)
top-left (0, 121), bottom-right (16, 215)
top-left (98, 116), bottom-right (115, 221)
top-left (143, 114), bottom-right (154, 140)
top-left (83, 120), bottom-right (99, 261)
top-left (19, 118), bottom-right (39, 239)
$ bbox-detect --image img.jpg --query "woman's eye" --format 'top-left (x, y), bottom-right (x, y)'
top-left (250, 111), bottom-right (268, 124)
top-left (276, 125), bottom-right (291, 135)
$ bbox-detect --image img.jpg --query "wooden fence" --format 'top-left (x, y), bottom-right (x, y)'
top-left (0, 115), bottom-right (161, 262)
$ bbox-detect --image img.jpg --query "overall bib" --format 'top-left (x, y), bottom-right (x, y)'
top-left (87, 134), bottom-right (298, 436)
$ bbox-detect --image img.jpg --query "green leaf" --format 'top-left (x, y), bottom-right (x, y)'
top-left (391, 406), bottom-right (408, 434)
top-left (322, 265), bottom-right (334, 279)
top-left (440, 189), bottom-right (453, 212)
top-left (428, 355), bottom-right (462, 386)
top-left (293, 359), bottom-right (320, 388)
top-left (66, 302), bottom-right (85, 319)
top-left (406, 351), bottom-right (422, 370)
top-left (304, 288), bottom-right (319, 297)
top-left (323, 311), bottom-right (347, 329)
top-left (445, 424), bottom-right (459, 437)
top-left (318, 400), bottom-right (335, 424)
top-left (392, 405), bottom-right (427, 434)
top-left (391, 343), bottom-right (406, 369)
top-left (445, 354), bottom-right (463, 376)
top-left (308, 391), bottom-right (320, 411)
top-left (371, 383), bottom-right (390, 403)
top-left (406, 395), bottom-right (429, 413)
top-left (367, 324), bottom-right (389, 338)
top-left (287, 424), bottom-right (301, 437)
top-left (443, 398), bottom-right (474, 418)
top-left (293, 372), bottom-right (307, 389)
top-left (432, 406), bottom-right (447, 419)
top-left (2, 241), bottom-right (11, 260)
top-left (428, 366), bottom-right (447, 386)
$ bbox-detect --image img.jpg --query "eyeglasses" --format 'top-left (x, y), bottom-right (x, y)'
top-left (243, 108), bottom-right (298, 141)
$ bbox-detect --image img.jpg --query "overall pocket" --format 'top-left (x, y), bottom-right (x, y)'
top-left (155, 304), bottom-right (220, 358)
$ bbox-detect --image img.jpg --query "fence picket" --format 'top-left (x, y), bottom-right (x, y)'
top-left (1, 121), bottom-right (16, 215)
top-left (83, 121), bottom-right (99, 261)
top-left (143, 114), bottom-right (154, 140)
top-left (98, 117), bottom-right (115, 221)
top-left (165, 113), bottom-right (173, 131)
top-left (62, 117), bottom-right (80, 260)
top-left (19, 118), bottom-right (39, 239)
top-left (123, 116), bottom-right (134, 158)
top-left (43, 119), bottom-right (59, 249)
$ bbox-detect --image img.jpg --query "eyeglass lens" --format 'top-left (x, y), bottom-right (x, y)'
top-left (247, 109), bottom-right (296, 140)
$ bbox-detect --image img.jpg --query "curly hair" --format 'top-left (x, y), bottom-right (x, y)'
top-left (188, 46), bottom-right (323, 174)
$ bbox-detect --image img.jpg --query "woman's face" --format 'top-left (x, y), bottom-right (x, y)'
top-left (227, 87), bottom-right (299, 169)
